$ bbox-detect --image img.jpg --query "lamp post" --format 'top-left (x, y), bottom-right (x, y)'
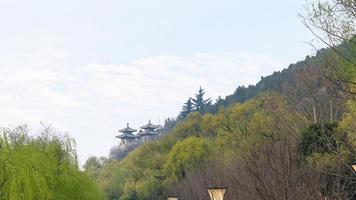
top-left (351, 162), bottom-right (356, 173)
top-left (207, 187), bottom-right (228, 200)
top-left (167, 195), bottom-right (179, 200)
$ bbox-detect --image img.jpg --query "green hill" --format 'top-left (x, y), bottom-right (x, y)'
top-left (86, 41), bottom-right (356, 200)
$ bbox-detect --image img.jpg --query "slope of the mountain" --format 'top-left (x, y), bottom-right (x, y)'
top-left (86, 41), bottom-right (356, 200)
top-left (204, 47), bottom-right (345, 122)
top-left (94, 92), bottom-right (306, 200)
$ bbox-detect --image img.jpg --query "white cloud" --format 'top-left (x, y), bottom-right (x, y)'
top-left (0, 47), bottom-right (285, 165)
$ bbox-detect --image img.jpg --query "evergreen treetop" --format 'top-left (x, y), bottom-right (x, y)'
top-left (178, 97), bottom-right (194, 119)
top-left (191, 86), bottom-right (211, 112)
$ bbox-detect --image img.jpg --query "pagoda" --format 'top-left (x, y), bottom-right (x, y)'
top-left (138, 120), bottom-right (161, 141)
top-left (116, 123), bottom-right (140, 144)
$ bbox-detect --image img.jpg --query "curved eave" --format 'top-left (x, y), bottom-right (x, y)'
top-left (118, 128), bottom-right (137, 133)
top-left (138, 131), bottom-right (158, 136)
top-left (115, 135), bottom-right (140, 139)
top-left (140, 125), bottom-right (160, 129)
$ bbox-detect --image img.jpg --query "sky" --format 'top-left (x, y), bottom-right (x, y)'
top-left (0, 0), bottom-right (318, 165)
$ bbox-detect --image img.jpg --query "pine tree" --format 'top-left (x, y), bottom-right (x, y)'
top-left (178, 98), bottom-right (194, 119)
top-left (192, 86), bottom-right (211, 112)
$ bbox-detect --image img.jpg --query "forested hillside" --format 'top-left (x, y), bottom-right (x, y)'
top-left (85, 35), bottom-right (356, 199)
top-left (204, 47), bottom-right (346, 122)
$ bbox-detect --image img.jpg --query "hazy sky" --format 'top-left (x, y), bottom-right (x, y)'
top-left (0, 0), bottom-right (317, 165)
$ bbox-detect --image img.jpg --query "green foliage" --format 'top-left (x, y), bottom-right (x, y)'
top-left (93, 92), bottom-right (305, 200)
top-left (84, 156), bottom-right (108, 180)
top-left (299, 123), bottom-right (344, 158)
top-left (164, 137), bottom-right (212, 181)
top-left (298, 122), bottom-right (356, 199)
top-left (0, 125), bottom-right (104, 200)
top-left (299, 122), bottom-right (354, 169)
top-left (340, 101), bottom-right (356, 147)
top-left (299, 122), bottom-right (354, 165)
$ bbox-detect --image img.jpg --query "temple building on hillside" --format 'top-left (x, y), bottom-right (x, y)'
top-left (115, 123), bottom-right (140, 145)
top-left (116, 120), bottom-right (162, 145)
top-left (138, 120), bottom-right (161, 141)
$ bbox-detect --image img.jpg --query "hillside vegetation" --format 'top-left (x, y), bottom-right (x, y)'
top-left (87, 38), bottom-right (356, 200)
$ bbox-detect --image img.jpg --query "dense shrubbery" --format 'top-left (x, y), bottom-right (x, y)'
top-left (0, 125), bottom-right (104, 200)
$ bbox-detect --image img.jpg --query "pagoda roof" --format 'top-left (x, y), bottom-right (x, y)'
top-left (140, 120), bottom-right (160, 129)
top-left (115, 133), bottom-right (140, 139)
top-left (119, 123), bottom-right (137, 133)
top-left (137, 130), bottom-right (157, 136)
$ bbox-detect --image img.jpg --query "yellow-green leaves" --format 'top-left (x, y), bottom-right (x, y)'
top-left (164, 137), bottom-right (212, 182)
top-left (0, 126), bottom-right (105, 200)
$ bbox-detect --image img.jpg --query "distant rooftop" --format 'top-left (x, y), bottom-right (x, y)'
top-left (140, 120), bottom-right (160, 130)
top-left (118, 123), bottom-right (137, 133)
top-left (137, 130), bottom-right (157, 136)
top-left (115, 133), bottom-right (140, 139)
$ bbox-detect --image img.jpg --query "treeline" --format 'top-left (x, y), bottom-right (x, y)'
top-left (86, 38), bottom-right (356, 200)
top-left (178, 87), bottom-right (211, 120)
top-left (0, 125), bottom-right (104, 200)
top-left (177, 43), bottom-right (350, 124)
top-left (89, 91), bottom-right (356, 199)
